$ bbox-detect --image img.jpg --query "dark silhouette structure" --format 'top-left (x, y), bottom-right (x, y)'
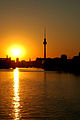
top-left (43, 53), bottom-right (80, 74)
top-left (43, 29), bottom-right (47, 59)
top-left (0, 57), bottom-right (15, 69)
top-left (0, 53), bottom-right (80, 74)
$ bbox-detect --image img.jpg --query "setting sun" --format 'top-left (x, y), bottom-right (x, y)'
top-left (7, 45), bottom-right (26, 60)
top-left (12, 48), bottom-right (21, 57)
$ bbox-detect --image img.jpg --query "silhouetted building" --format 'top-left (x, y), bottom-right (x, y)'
top-left (0, 57), bottom-right (11, 68)
top-left (16, 57), bottom-right (19, 63)
top-left (29, 58), bottom-right (31, 62)
top-left (0, 56), bottom-right (16, 69)
top-left (61, 54), bottom-right (67, 60)
top-left (6, 55), bottom-right (8, 58)
top-left (79, 52), bottom-right (80, 57)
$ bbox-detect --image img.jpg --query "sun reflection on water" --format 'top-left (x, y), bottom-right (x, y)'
top-left (13, 68), bottom-right (20, 120)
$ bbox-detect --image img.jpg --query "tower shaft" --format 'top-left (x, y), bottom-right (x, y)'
top-left (44, 44), bottom-right (46, 58)
top-left (43, 38), bottom-right (47, 59)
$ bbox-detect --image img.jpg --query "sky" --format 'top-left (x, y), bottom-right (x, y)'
top-left (0, 0), bottom-right (80, 60)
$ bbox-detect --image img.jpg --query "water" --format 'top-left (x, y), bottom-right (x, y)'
top-left (0, 68), bottom-right (80, 120)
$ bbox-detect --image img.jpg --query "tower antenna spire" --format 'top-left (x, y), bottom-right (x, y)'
top-left (44, 27), bottom-right (46, 39)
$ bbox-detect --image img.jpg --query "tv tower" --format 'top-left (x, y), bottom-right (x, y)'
top-left (43, 28), bottom-right (47, 59)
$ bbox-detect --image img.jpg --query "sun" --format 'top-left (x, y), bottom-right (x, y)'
top-left (12, 48), bottom-right (21, 57)
top-left (7, 45), bottom-right (25, 60)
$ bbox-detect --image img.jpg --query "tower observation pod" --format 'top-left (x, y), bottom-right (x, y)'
top-left (43, 30), bottom-right (47, 59)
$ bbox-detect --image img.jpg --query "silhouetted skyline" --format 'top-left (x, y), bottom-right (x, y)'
top-left (0, 52), bottom-right (80, 74)
top-left (0, 0), bottom-right (80, 60)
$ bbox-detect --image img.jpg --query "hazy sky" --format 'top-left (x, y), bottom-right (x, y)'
top-left (0, 0), bottom-right (80, 60)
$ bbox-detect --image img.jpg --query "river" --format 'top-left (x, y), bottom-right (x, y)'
top-left (0, 68), bottom-right (80, 120)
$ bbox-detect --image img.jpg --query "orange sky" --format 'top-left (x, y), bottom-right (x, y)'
top-left (0, 0), bottom-right (80, 60)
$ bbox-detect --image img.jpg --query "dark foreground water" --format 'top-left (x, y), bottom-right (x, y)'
top-left (0, 68), bottom-right (80, 120)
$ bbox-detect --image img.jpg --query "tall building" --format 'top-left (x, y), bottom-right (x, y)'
top-left (16, 57), bottom-right (19, 63)
top-left (79, 52), bottom-right (80, 57)
top-left (43, 29), bottom-right (47, 59)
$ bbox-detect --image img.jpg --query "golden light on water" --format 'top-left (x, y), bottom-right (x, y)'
top-left (13, 68), bottom-right (20, 120)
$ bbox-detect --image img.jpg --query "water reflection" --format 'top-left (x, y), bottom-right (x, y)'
top-left (13, 68), bottom-right (20, 120)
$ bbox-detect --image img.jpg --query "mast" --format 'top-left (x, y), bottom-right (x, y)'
top-left (43, 28), bottom-right (47, 59)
